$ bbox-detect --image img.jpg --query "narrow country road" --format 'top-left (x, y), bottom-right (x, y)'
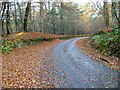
top-left (50, 37), bottom-right (119, 88)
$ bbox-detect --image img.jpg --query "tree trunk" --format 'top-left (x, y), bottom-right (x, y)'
top-left (118, 1), bottom-right (120, 27)
top-left (40, 2), bottom-right (44, 33)
top-left (103, 1), bottom-right (109, 27)
top-left (60, 2), bottom-right (64, 35)
top-left (33, 5), bottom-right (35, 31)
top-left (6, 2), bottom-right (10, 35)
top-left (17, 2), bottom-right (23, 32)
top-left (111, 2), bottom-right (117, 24)
top-left (111, 1), bottom-right (120, 26)
top-left (41, 2), bottom-right (44, 33)
top-left (1, 2), bottom-right (6, 35)
top-left (47, 2), bottom-right (50, 34)
top-left (14, 1), bottom-right (18, 33)
top-left (24, 2), bottom-right (31, 32)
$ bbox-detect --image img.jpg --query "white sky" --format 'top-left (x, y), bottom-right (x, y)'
top-left (66, 0), bottom-right (120, 4)
top-left (72, 0), bottom-right (91, 4)
top-left (71, 0), bottom-right (103, 4)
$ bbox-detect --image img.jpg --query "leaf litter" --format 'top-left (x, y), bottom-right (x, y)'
top-left (2, 38), bottom-right (64, 88)
top-left (76, 38), bottom-right (119, 72)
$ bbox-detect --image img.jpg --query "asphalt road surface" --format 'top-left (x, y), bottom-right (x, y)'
top-left (49, 37), bottom-right (119, 88)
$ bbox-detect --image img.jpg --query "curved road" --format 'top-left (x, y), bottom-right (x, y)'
top-left (50, 37), bottom-right (119, 88)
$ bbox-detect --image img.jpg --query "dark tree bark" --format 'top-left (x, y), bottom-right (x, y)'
top-left (118, 1), bottom-right (120, 27)
top-left (0, 3), bottom-right (3, 35)
top-left (6, 2), bottom-right (11, 35)
top-left (1, 2), bottom-right (6, 35)
top-left (24, 2), bottom-right (31, 32)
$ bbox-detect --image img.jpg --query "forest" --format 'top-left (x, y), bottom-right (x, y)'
top-left (1, 0), bottom-right (119, 57)
top-left (1, 0), bottom-right (120, 88)
top-left (1, 0), bottom-right (119, 35)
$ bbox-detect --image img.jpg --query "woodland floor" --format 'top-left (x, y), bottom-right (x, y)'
top-left (2, 32), bottom-right (77, 88)
top-left (2, 39), bottom-right (64, 88)
top-left (76, 38), bottom-right (119, 72)
top-left (1, 32), bottom-right (119, 88)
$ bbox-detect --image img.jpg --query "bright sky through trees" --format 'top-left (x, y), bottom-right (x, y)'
top-left (71, 0), bottom-right (119, 4)
top-left (71, 0), bottom-right (103, 4)
top-left (1, 0), bottom-right (118, 3)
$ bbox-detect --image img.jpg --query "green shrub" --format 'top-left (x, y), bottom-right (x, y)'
top-left (91, 26), bottom-right (120, 58)
top-left (1, 39), bottom-right (14, 54)
top-left (94, 30), bottom-right (106, 36)
top-left (0, 38), bottom-right (24, 54)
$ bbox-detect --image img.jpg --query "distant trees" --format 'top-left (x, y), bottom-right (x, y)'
top-left (1, 1), bottom-right (119, 36)
top-left (91, 0), bottom-right (120, 28)
top-left (1, 1), bottom-right (87, 35)
top-left (102, 0), bottom-right (120, 27)
top-left (111, 1), bottom-right (120, 27)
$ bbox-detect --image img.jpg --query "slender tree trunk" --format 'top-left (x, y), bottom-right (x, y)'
top-left (1, 2), bottom-right (6, 35)
top-left (60, 2), bottom-right (64, 35)
top-left (9, 3), bottom-right (12, 33)
top-left (40, 2), bottom-right (44, 33)
top-left (44, 2), bottom-right (48, 33)
top-left (6, 2), bottom-right (10, 35)
top-left (48, 2), bottom-right (50, 34)
top-left (14, 1), bottom-right (18, 32)
top-left (111, 1), bottom-right (120, 25)
top-left (24, 2), bottom-right (31, 32)
top-left (118, 1), bottom-right (120, 27)
top-left (29, 6), bottom-right (32, 22)
top-left (52, 3), bottom-right (56, 34)
top-left (29, 4), bottom-right (32, 32)
top-left (33, 5), bottom-right (35, 31)
top-left (103, 1), bottom-right (109, 27)
top-left (52, 12), bottom-right (56, 34)
top-left (111, 2), bottom-right (116, 24)
top-left (17, 2), bottom-right (23, 32)
top-left (0, 3), bottom-right (3, 35)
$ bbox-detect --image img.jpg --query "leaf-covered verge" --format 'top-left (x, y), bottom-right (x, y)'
top-left (76, 26), bottom-right (120, 72)
top-left (0, 32), bottom-right (86, 54)
top-left (2, 39), bottom-right (64, 88)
